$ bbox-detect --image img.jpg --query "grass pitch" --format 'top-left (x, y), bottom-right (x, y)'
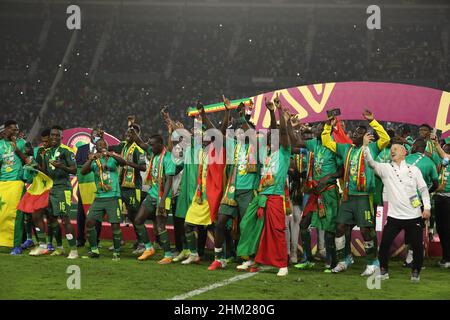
top-left (1, 241), bottom-right (449, 300)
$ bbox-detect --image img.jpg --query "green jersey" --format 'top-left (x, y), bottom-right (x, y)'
top-left (43, 144), bottom-right (76, 188)
top-left (260, 145), bottom-right (291, 196)
top-left (91, 156), bottom-right (121, 198)
top-left (305, 138), bottom-right (339, 183)
top-left (147, 148), bottom-right (176, 202)
top-left (112, 142), bottom-right (146, 189)
top-left (406, 152), bottom-right (439, 189)
top-left (225, 138), bottom-right (259, 190)
top-left (337, 142), bottom-right (380, 196)
top-left (0, 138), bottom-right (26, 181)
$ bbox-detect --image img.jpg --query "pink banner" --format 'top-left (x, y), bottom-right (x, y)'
top-left (250, 82), bottom-right (450, 138)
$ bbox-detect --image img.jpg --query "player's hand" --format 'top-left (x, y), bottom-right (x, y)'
top-left (430, 132), bottom-right (437, 142)
top-left (157, 200), bottom-right (166, 215)
top-left (50, 160), bottom-right (64, 169)
top-left (273, 93), bottom-right (281, 109)
top-left (222, 95), bottom-right (231, 110)
top-left (422, 209), bottom-right (431, 220)
top-left (248, 99), bottom-right (254, 111)
top-left (88, 153), bottom-right (96, 161)
top-left (326, 117), bottom-right (337, 127)
top-left (363, 133), bottom-right (374, 146)
top-left (317, 176), bottom-right (330, 191)
top-left (264, 97), bottom-right (275, 111)
top-left (362, 109), bottom-right (374, 121)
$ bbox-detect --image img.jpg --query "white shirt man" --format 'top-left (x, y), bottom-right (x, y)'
top-left (363, 134), bottom-right (431, 283)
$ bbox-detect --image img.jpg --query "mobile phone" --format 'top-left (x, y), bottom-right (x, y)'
top-left (326, 108), bottom-right (341, 119)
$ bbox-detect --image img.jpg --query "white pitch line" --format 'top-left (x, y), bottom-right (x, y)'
top-left (169, 266), bottom-right (272, 300)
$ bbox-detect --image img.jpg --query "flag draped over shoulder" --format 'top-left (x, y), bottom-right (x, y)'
top-left (175, 146), bottom-right (199, 219)
top-left (17, 167), bottom-right (53, 213)
top-left (0, 181), bottom-right (25, 247)
top-left (185, 146), bottom-right (226, 225)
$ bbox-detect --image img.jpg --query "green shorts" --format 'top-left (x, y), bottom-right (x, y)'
top-left (142, 195), bottom-right (168, 217)
top-left (311, 187), bottom-right (339, 233)
top-left (87, 197), bottom-right (121, 224)
top-left (219, 189), bottom-right (256, 219)
top-left (121, 188), bottom-right (141, 211)
top-left (48, 188), bottom-right (72, 217)
top-left (336, 194), bottom-right (374, 228)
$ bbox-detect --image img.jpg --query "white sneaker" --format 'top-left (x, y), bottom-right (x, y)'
top-left (132, 245), bottom-right (146, 255)
top-left (277, 267), bottom-right (289, 276)
top-left (361, 264), bottom-right (379, 277)
top-left (236, 260), bottom-right (255, 271)
top-left (376, 271), bottom-right (390, 280)
top-left (67, 250), bottom-right (79, 259)
top-left (181, 254), bottom-right (200, 265)
top-left (331, 261), bottom-right (347, 273)
top-left (29, 246), bottom-right (49, 256)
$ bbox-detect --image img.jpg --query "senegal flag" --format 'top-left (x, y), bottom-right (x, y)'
top-left (76, 167), bottom-right (96, 212)
top-left (0, 180), bottom-right (25, 247)
top-left (17, 167), bottom-right (53, 214)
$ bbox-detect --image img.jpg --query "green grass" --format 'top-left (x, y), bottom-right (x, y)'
top-left (1, 242), bottom-right (449, 300)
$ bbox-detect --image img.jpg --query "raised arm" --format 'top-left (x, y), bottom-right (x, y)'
top-left (362, 109), bottom-right (390, 150)
top-left (129, 127), bottom-right (149, 152)
top-left (220, 95), bottom-right (231, 136)
top-left (265, 97), bottom-right (277, 130)
top-left (431, 133), bottom-right (449, 159)
top-left (321, 117), bottom-right (337, 153)
top-left (274, 94), bottom-right (289, 149)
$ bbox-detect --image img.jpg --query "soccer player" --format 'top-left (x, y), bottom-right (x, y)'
top-left (418, 124), bottom-right (441, 167)
top-left (249, 95), bottom-right (292, 276)
top-left (42, 125), bottom-right (79, 259)
top-left (130, 130), bottom-right (176, 264)
top-left (292, 122), bottom-right (343, 272)
top-left (363, 135), bottom-right (431, 282)
top-left (25, 129), bottom-right (53, 256)
top-left (0, 120), bottom-right (28, 255)
top-left (431, 135), bottom-right (450, 268)
top-left (81, 138), bottom-right (127, 261)
top-left (322, 110), bottom-right (390, 275)
top-left (75, 126), bottom-right (103, 248)
top-left (182, 102), bottom-right (228, 265)
top-left (208, 97), bottom-right (258, 271)
top-left (402, 138), bottom-right (440, 267)
top-left (110, 124), bottom-right (146, 254)
top-left (396, 124), bottom-right (414, 153)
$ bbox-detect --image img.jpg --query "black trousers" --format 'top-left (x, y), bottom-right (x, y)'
top-left (76, 188), bottom-right (102, 244)
top-left (435, 195), bottom-right (450, 262)
top-left (379, 216), bottom-right (424, 272)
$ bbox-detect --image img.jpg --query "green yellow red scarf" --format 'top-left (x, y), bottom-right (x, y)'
top-left (195, 148), bottom-right (208, 204)
top-left (119, 142), bottom-right (138, 188)
top-left (221, 143), bottom-right (258, 206)
top-left (95, 157), bottom-right (112, 192)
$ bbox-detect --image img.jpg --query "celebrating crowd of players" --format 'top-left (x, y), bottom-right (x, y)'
top-left (1, 95), bottom-right (449, 282)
